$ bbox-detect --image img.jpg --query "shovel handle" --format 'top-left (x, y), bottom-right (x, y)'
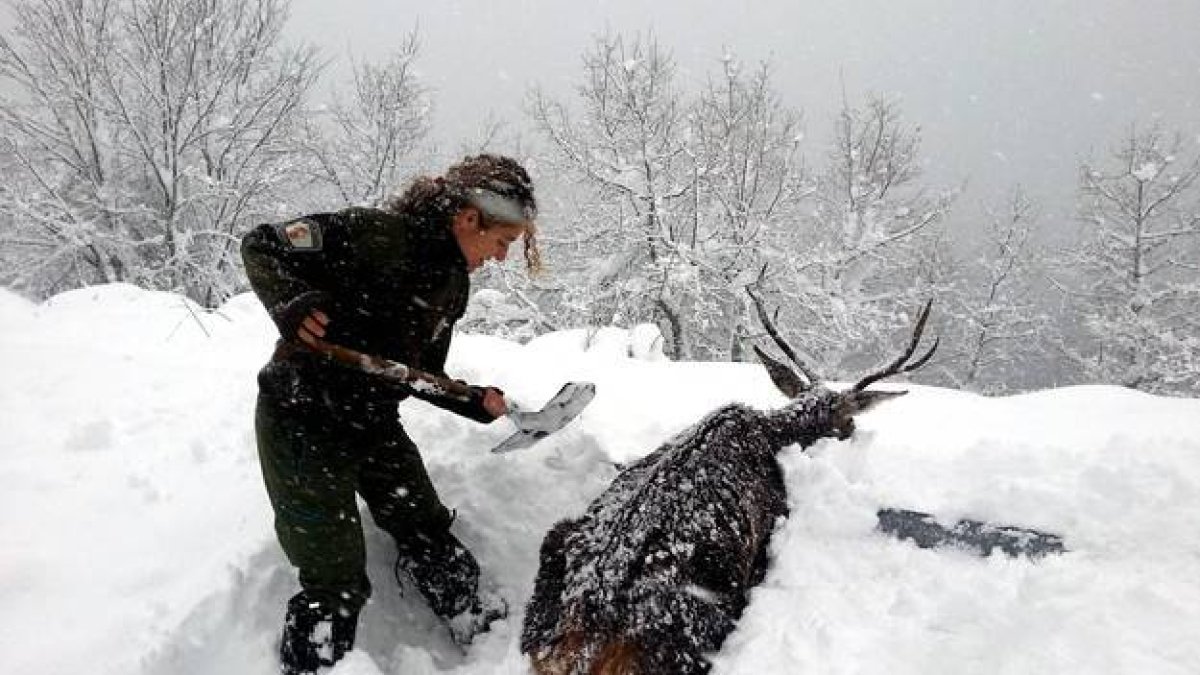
top-left (306, 338), bottom-right (474, 402)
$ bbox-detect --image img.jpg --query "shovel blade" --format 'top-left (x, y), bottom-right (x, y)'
top-left (491, 382), bottom-right (596, 453)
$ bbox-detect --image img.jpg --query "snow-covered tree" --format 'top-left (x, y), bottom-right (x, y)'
top-left (765, 95), bottom-right (956, 376)
top-left (0, 0), bottom-right (133, 298)
top-left (0, 0), bottom-right (318, 305)
top-left (296, 31), bottom-right (432, 209)
top-left (1061, 127), bottom-right (1200, 394)
top-left (529, 33), bottom-right (696, 357)
top-left (688, 55), bottom-right (807, 360)
top-left (934, 188), bottom-right (1050, 393)
top-left (530, 36), bottom-right (807, 360)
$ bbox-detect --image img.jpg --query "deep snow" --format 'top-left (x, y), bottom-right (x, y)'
top-left (2, 284), bottom-right (1199, 674)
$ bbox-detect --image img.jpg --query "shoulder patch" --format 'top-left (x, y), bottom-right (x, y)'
top-left (275, 218), bottom-right (324, 251)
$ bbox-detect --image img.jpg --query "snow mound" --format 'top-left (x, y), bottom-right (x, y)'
top-left (3, 283), bottom-right (1199, 675)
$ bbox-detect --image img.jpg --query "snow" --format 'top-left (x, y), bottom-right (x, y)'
top-left (1132, 162), bottom-right (1161, 182)
top-left (3, 283), bottom-right (1200, 675)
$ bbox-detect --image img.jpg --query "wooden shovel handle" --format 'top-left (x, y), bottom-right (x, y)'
top-left (306, 337), bottom-right (474, 402)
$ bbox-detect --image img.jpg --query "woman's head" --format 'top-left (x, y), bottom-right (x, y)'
top-left (388, 154), bottom-right (542, 273)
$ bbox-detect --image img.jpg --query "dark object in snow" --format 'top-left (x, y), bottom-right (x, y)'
top-left (280, 593), bottom-right (357, 675)
top-left (877, 507), bottom-right (1066, 559)
top-left (521, 297), bottom-right (938, 675)
top-left (393, 527), bottom-right (510, 646)
top-left (395, 528), bottom-right (484, 620)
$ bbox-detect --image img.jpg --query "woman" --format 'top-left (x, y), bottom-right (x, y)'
top-left (241, 155), bottom-right (539, 674)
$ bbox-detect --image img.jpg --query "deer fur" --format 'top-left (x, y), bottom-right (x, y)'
top-left (521, 300), bottom-right (935, 675)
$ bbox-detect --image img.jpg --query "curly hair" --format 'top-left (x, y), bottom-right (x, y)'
top-left (386, 154), bottom-right (542, 274)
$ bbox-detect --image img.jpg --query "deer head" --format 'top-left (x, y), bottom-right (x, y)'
top-left (748, 289), bottom-right (938, 441)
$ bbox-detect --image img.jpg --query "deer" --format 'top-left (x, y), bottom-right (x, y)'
top-left (520, 296), bottom-right (937, 675)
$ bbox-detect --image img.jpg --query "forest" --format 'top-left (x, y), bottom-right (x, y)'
top-left (1, 0), bottom-right (1196, 396)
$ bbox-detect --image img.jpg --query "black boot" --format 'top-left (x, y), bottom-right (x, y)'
top-left (394, 529), bottom-right (509, 644)
top-left (279, 593), bottom-right (359, 675)
top-left (445, 587), bottom-right (509, 645)
top-left (395, 529), bottom-right (480, 619)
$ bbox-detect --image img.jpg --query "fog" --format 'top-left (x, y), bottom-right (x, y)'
top-left (287, 0), bottom-right (1200, 232)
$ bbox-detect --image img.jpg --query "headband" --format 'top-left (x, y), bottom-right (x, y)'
top-left (465, 183), bottom-right (536, 224)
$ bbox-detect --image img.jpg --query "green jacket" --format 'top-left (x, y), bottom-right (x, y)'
top-left (242, 206), bottom-right (493, 422)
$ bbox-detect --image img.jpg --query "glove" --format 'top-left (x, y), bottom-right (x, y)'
top-left (430, 384), bottom-right (505, 424)
top-left (270, 290), bottom-right (332, 340)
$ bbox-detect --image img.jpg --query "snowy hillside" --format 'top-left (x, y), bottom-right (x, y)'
top-left (3, 284), bottom-right (1199, 675)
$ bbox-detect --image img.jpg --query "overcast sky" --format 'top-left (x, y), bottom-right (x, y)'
top-left (292, 0), bottom-right (1200, 232)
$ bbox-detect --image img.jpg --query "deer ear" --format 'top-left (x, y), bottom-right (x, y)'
top-left (753, 345), bottom-right (808, 398)
top-left (850, 388), bottom-right (907, 413)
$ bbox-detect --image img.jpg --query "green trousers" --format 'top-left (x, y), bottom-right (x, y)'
top-left (255, 390), bottom-right (454, 615)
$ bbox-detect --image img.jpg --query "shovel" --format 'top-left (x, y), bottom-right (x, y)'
top-left (306, 338), bottom-right (594, 452)
top-left (491, 381), bottom-right (596, 453)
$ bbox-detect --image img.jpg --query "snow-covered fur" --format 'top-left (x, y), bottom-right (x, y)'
top-left (521, 388), bottom-right (846, 675)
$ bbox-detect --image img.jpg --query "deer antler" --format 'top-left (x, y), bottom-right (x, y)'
top-left (850, 300), bottom-right (939, 392)
top-left (746, 286), bottom-right (822, 389)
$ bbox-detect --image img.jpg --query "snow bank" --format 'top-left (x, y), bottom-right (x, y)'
top-left (2, 284), bottom-right (1199, 675)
